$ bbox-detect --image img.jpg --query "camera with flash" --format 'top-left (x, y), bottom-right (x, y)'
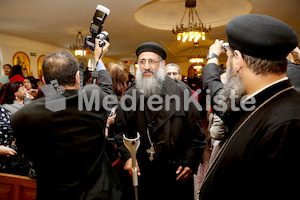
top-left (85, 5), bottom-right (110, 51)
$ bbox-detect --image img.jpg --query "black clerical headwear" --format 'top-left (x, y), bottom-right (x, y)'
top-left (136, 42), bottom-right (167, 60)
top-left (226, 14), bottom-right (298, 61)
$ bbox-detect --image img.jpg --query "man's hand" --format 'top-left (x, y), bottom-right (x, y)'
top-left (0, 145), bottom-right (17, 156)
top-left (209, 39), bottom-right (225, 56)
top-left (207, 39), bottom-right (225, 65)
top-left (292, 47), bottom-right (300, 58)
top-left (124, 158), bottom-right (141, 176)
top-left (287, 53), bottom-right (295, 63)
top-left (106, 113), bottom-right (116, 127)
top-left (94, 39), bottom-right (110, 63)
top-left (176, 166), bottom-right (192, 181)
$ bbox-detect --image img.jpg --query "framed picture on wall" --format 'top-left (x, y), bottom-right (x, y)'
top-left (13, 51), bottom-right (30, 77)
top-left (37, 55), bottom-right (45, 79)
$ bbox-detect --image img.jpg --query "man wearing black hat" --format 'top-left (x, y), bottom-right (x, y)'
top-left (200, 14), bottom-right (300, 200)
top-left (114, 42), bottom-right (206, 200)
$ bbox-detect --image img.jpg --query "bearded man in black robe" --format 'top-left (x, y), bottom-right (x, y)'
top-left (200, 14), bottom-right (300, 200)
top-left (114, 42), bottom-right (206, 200)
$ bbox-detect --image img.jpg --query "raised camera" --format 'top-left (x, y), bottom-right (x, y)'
top-left (84, 5), bottom-right (110, 51)
top-left (222, 42), bottom-right (229, 51)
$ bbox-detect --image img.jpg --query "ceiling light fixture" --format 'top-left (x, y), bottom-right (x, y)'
top-left (192, 64), bottom-right (204, 72)
top-left (70, 32), bottom-right (88, 57)
top-left (188, 43), bottom-right (205, 63)
top-left (172, 0), bottom-right (211, 43)
top-left (193, 65), bottom-right (203, 70)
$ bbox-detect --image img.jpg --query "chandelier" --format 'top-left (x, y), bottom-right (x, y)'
top-left (172, 0), bottom-right (211, 43)
top-left (192, 63), bottom-right (204, 72)
top-left (188, 43), bottom-right (205, 63)
top-left (193, 64), bottom-right (203, 70)
top-left (70, 32), bottom-right (87, 57)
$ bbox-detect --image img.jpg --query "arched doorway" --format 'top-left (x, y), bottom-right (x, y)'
top-left (186, 63), bottom-right (204, 91)
top-left (188, 63), bottom-right (204, 78)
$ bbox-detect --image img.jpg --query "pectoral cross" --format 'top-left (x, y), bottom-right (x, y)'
top-left (146, 146), bottom-right (155, 161)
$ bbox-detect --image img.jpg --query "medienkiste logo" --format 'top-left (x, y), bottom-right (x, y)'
top-left (40, 80), bottom-right (66, 112)
top-left (40, 80), bottom-right (257, 113)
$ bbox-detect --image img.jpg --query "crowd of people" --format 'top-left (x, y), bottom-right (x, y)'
top-left (0, 13), bottom-right (300, 200)
top-left (0, 64), bottom-right (44, 178)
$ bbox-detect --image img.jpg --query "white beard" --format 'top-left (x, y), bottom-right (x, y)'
top-left (135, 64), bottom-right (166, 97)
top-left (217, 61), bottom-right (246, 114)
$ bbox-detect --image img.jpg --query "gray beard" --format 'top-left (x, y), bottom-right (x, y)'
top-left (217, 63), bottom-right (246, 114)
top-left (135, 64), bottom-right (166, 97)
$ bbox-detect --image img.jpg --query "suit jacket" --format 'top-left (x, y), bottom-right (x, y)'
top-left (2, 98), bottom-right (31, 116)
top-left (287, 61), bottom-right (300, 92)
top-left (199, 80), bottom-right (300, 200)
top-left (11, 70), bottom-right (122, 200)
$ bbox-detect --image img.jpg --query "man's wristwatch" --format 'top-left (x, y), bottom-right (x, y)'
top-left (206, 52), bottom-right (219, 60)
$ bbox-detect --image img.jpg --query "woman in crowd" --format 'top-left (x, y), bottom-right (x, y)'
top-left (108, 62), bottom-right (128, 100)
top-left (0, 82), bottom-right (31, 116)
top-left (104, 63), bottom-right (129, 199)
top-left (0, 64), bottom-right (12, 87)
top-left (105, 62), bottom-right (128, 139)
top-left (0, 104), bottom-right (34, 177)
top-left (105, 63), bottom-right (128, 132)
top-left (104, 63), bottom-right (128, 162)
top-left (9, 65), bottom-right (24, 83)
top-left (24, 76), bottom-right (38, 99)
top-left (0, 104), bottom-right (17, 160)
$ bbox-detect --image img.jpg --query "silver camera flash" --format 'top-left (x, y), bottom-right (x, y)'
top-left (222, 42), bottom-right (229, 51)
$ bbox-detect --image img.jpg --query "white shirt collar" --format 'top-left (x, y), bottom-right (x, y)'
top-left (15, 100), bottom-right (24, 105)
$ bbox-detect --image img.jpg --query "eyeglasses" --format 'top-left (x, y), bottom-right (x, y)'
top-left (138, 59), bottom-right (161, 67)
top-left (167, 72), bottom-right (179, 76)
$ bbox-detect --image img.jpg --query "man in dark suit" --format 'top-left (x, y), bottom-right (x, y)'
top-left (286, 47), bottom-right (300, 92)
top-left (11, 39), bottom-right (122, 200)
top-left (200, 14), bottom-right (300, 200)
top-left (287, 60), bottom-right (300, 92)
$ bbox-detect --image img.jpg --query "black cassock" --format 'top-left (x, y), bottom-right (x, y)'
top-left (200, 80), bottom-right (300, 200)
top-left (115, 76), bottom-right (206, 200)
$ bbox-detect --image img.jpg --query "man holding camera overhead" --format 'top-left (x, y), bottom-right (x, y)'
top-left (11, 39), bottom-right (122, 200)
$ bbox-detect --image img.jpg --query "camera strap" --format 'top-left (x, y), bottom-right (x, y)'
top-left (95, 47), bottom-right (104, 68)
top-left (92, 46), bottom-right (104, 84)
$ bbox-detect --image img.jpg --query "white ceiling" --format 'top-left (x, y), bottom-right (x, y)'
top-left (0, 0), bottom-right (299, 64)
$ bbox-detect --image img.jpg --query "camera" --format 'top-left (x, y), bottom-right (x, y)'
top-left (85, 5), bottom-right (110, 51)
top-left (222, 42), bottom-right (229, 51)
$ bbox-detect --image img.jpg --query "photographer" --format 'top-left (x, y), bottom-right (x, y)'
top-left (11, 39), bottom-right (122, 200)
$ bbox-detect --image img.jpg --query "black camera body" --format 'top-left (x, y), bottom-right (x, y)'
top-left (85, 5), bottom-right (110, 51)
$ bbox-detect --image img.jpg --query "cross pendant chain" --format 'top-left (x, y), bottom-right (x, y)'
top-left (146, 145), bottom-right (155, 161)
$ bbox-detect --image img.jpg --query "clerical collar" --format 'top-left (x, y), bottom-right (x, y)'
top-left (243, 77), bottom-right (288, 103)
